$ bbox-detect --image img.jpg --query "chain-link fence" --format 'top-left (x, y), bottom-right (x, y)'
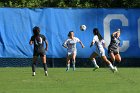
top-left (0, 58), bottom-right (139, 67)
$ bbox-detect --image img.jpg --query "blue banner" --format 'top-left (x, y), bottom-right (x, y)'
top-left (0, 8), bottom-right (140, 58)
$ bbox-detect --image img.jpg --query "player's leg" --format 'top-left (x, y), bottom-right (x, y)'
top-left (110, 53), bottom-right (115, 63)
top-left (89, 52), bottom-right (99, 70)
top-left (108, 48), bottom-right (115, 64)
top-left (72, 52), bottom-right (76, 71)
top-left (41, 55), bottom-right (48, 76)
top-left (111, 50), bottom-right (121, 71)
top-left (101, 56), bottom-right (115, 72)
top-left (114, 54), bottom-right (121, 66)
top-left (32, 56), bottom-right (38, 76)
top-left (66, 53), bottom-right (71, 71)
top-left (109, 52), bottom-right (115, 65)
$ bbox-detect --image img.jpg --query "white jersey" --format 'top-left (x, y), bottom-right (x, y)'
top-left (92, 35), bottom-right (105, 57)
top-left (63, 37), bottom-right (80, 53)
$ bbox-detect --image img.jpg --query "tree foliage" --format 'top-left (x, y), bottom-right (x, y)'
top-left (0, 0), bottom-right (139, 8)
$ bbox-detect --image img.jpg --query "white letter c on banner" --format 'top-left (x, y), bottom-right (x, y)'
top-left (104, 14), bottom-right (129, 52)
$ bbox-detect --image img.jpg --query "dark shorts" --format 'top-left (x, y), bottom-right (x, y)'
top-left (33, 49), bottom-right (46, 57)
top-left (108, 47), bottom-right (119, 55)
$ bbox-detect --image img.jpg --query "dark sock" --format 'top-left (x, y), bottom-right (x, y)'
top-left (43, 63), bottom-right (47, 71)
top-left (32, 63), bottom-right (36, 72)
top-left (114, 61), bottom-right (119, 67)
top-left (110, 60), bottom-right (115, 65)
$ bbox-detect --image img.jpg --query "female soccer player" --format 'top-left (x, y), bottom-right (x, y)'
top-left (90, 28), bottom-right (115, 72)
top-left (29, 26), bottom-right (48, 76)
top-left (62, 31), bottom-right (85, 71)
top-left (108, 29), bottom-right (121, 71)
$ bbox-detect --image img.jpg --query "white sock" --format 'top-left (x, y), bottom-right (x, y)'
top-left (33, 72), bottom-right (36, 75)
top-left (44, 71), bottom-right (48, 76)
top-left (92, 59), bottom-right (98, 67)
top-left (45, 71), bottom-right (48, 74)
top-left (109, 63), bottom-right (114, 69)
top-left (72, 61), bottom-right (75, 68)
top-left (67, 64), bottom-right (70, 69)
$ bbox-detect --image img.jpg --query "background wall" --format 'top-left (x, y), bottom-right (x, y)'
top-left (0, 8), bottom-right (140, 67)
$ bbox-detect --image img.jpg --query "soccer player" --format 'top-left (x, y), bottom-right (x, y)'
top-left (90, 28), bottom-right (116, 72)
top-left (108, 29), bottom-right (121, 71)
top-left (62, 31), bottom-right (85, 71)
top-left (29, 26), bottom-right (48, 76)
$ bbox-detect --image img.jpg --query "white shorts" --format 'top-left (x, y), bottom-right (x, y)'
top-left (67, 51), bottom-right (77, 56)
top-left (95, 48), bottom-right (105, 57)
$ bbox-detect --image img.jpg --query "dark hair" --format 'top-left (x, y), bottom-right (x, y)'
top-left (33, 26), bottom-right (40, 36)
top-left (68, 31), bottom-right (74, 37)
top-left (93, 28), bottom-right (103, 41)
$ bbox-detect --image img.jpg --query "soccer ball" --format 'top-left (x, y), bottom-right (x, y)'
top-left (80, 25), bottom-right (86, 31)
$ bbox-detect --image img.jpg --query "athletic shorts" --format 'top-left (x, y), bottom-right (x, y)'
top-left (108, 47), bottom-right (119, 55)
top-left (95, 48), bottom-right (105, 57)
top-left (67, 51), bottom-right (77, 57)
top-left (33, 49), bottom-right (46, 57)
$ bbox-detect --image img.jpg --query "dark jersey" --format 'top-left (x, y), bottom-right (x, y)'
top-left (30, 34), bottom-right (46, 53)
top-left (108, 34), bottom-right (120, 49)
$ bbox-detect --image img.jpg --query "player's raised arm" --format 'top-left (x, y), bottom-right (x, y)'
top-left (112, 32), bottom-right (118, 37)
top-left (112, 29), bottom-right (120, 37)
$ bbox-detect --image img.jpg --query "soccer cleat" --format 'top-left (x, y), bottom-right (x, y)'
top-left (45, 71), bottom-right (48, 76)
top-left (93, 66), bottom-right (99, 71)
top-left (114, 66), bottom-right (118, 72)
top-left (73, 67), bottom-right (76, 71)
top-left (66, 68), bottom-right (69, 72)
top-left (73, 65), bottom-right (76, 71)
top-left (32, 72), bottom-right (36, 76)
top-left (110, 67), bottom-right (117, 73)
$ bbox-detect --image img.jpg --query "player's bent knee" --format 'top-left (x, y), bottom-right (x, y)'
top-left (89, 57), bottom-right (95, 61)
top-left (117, 59), bottom-right (121, 62)
top-left (111, 58), bottom-right (115, 62)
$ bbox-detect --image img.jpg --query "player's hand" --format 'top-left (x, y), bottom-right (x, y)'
top-left (82, 45), bottom-right (85, 48)
top-left (65, 46), bottom-right (68, 48)
top-left (29, 41), bottom-right (33, 45)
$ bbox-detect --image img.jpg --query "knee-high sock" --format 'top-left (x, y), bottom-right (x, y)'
top-left (91, 59), bottom-right (98, 67)
top-left (114, 61), bottom-right (119, 67)
top-left (43, 63), bottom-right (48, 71)
top-left (67, 63), bottom-right (70, 69)
top-left (72, 61), bottom-right (76, 68)
top-left (108, 63), bottom-right (114, 69)
top-left (32, 63), bottom-right (36, 72)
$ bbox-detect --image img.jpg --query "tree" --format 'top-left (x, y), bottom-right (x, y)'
top-left (0, 0), bottom-right (139, 8)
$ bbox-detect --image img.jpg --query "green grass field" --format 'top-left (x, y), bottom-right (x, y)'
top-left (0, 67), bottom-right (140, 93)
